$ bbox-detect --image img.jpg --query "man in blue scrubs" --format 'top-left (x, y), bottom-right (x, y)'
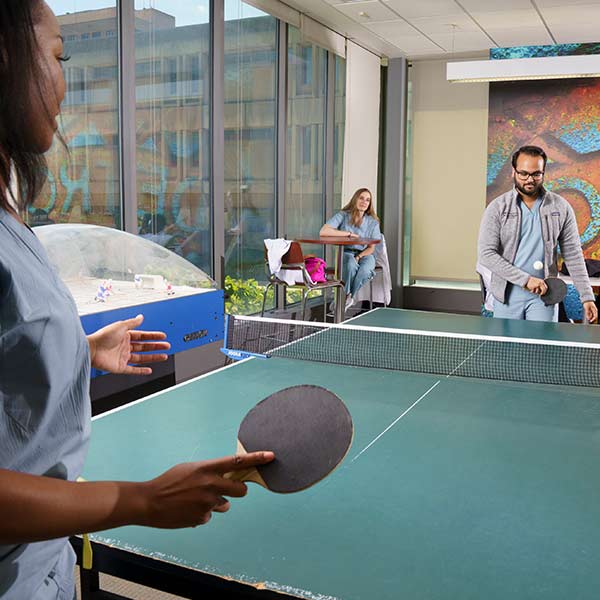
top-left (478, 145), bottom-right (597, 323)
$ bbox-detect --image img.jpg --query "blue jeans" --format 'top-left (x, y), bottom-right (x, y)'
top-left (342, 251), bottom-right (376, 296)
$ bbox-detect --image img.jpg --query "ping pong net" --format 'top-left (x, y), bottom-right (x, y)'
top-left (223, 314), bottom-right (600, 388)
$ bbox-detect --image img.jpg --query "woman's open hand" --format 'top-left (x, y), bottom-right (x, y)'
top-left (88, 314), bottom-right (170, 375)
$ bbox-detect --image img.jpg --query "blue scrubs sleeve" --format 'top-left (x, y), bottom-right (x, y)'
top-left (326, 211), bottom-right (346, 230)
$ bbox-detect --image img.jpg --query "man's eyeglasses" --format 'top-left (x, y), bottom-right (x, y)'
top-left (515, 170), bottom-right (544, 181)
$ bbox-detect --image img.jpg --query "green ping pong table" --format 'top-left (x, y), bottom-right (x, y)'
top-left (73, 308), bottom-right (600, 599)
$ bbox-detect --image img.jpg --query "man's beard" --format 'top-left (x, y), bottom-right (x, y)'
top-left (514, 177), bottom-right (542, 197)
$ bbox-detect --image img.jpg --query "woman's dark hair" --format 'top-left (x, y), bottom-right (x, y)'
top-left (511, 145), bottom-right (548, 171)
top-left (0, 0), bottom-right (51, 212)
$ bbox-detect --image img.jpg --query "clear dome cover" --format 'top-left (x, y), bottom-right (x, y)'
top-left (35, 224), bottom-right (216, 315)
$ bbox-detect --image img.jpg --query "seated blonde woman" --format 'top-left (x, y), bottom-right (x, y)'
top-left (320, 188), bottom-right (381, 310)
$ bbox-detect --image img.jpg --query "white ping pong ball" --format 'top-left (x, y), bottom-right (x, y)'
top-left (533, 261), bottom-right (543, 270)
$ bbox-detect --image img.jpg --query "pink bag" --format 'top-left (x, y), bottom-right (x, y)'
top-left (304, 256), bottom-right (327, 283)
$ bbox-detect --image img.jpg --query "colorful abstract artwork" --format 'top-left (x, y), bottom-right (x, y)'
top-left (491, 42), bottom-right (600, 60)
top-left (487, 77), bottom-right (600, 258)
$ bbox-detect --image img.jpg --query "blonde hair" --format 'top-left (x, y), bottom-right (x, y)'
top-left (342, 188), bottom-right (379, 226)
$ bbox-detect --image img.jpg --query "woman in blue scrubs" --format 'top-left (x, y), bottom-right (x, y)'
top-left (320, 188), bottom-right (381, 310)
top-left (0, 3), bottom-right (273, 598)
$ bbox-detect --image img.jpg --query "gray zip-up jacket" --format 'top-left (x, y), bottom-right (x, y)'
top-left (478, 188), bottom-right (594, 304)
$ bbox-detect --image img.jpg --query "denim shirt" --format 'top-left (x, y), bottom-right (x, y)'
top-left (325, 211), bottom-right (381, 252)
top-left (0, 209), bottom-right (91, 599)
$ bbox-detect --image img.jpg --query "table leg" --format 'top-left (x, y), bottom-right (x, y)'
top-left (79, 565), bottom-right (101, 599)
top-left (335, 247), bottom-right (345, 322)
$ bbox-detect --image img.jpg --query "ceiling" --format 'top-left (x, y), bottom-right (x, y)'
top-left (279, 0), bottom-right (600, 60)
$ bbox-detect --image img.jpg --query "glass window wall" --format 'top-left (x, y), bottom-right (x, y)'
top-left (333, 55), bottom-right (346, 209)
top-left (224, 1), bottom-right (277, 314)
top-left (33, 4), bottom-right (348, 316)
top-left (36, 1), bottom-right (120, 229)
top-left (135, 0), bottom-right (212, 274)
top-left (285, 26), bottom-right (327, 243)
top-left (285, 26), bottom-right (327, 306)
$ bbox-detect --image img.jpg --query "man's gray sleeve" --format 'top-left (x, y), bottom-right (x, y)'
top-left (559, 204), bottom-right (594, 303)
top-left (477, 203), bottom-right (529, 287)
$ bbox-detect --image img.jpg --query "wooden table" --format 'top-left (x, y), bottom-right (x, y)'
top-left (295, 236), bottom-right (381, 319)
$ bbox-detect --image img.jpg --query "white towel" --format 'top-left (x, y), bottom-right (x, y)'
top-left (265, 238), bottom-right (290, 274)
top-left (264, 238), bottom-right (304, 286)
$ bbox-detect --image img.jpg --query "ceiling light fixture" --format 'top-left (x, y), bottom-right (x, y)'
top-left (447, 54), bottom-right (600, 83)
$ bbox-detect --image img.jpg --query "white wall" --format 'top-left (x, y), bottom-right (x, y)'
top-left (409, 58), bottom-right (489, 282)
top-left (342, 41), bottom-right (381, 208)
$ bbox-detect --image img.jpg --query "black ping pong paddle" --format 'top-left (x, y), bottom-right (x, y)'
top-left (541, 277), bottom-right (568, 306)
top-left (224, 385), bottom-right (354, 493)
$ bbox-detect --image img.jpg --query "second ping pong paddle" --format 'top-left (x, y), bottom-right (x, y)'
top-left (224, 385), bottom-right (353, 493)
top-left (541, 277), bottom-right (568, 306)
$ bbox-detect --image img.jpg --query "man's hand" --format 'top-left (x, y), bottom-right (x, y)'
top-left (88, 314), bottom-right (170, 375)
top-left (583, 301), bottom-right (598, 324)
top-left (525, 276), bottom-right (547, 296)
